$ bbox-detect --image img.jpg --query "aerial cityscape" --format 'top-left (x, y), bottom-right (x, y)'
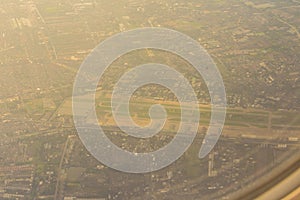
top-left (0, 0), bottom-right (299, 199)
